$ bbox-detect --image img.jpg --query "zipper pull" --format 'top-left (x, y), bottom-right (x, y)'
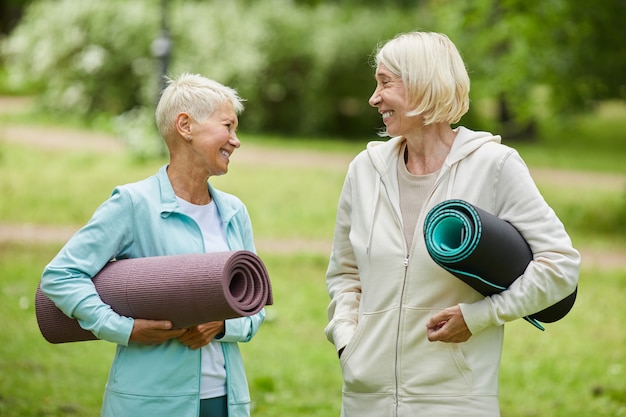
top-left (403, 255), bottom-right (409, 267)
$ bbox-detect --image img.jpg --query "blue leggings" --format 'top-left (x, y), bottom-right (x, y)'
top-left (199, 396), bottom-right (228, 417)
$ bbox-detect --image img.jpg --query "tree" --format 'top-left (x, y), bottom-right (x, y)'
top-left (0, 0), bottom-right (34, 35)
top-left (430, 0), bottom-right (626, 137)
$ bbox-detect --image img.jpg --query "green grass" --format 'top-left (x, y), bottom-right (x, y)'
top-left (0, 110), bottom-right (625, 416)
top-left (241, 254), bottom-right (343, 416)
top-left (0, 144), bottom-right (156, 224)
top-left (0, 242), bottom-right (115, 416)
top-left (499, 268), bottom-right (626, 416)
top-left (1, 243), bottom-right (624, 416)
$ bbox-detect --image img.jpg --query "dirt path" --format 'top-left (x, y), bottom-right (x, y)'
top-left (1, 97), bottom-right (625, 269)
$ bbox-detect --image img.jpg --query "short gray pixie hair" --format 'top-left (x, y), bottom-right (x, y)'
top-left (155, 73), bottom-right (245, 138)
top-left (373, 31), bottom-right (470, 125)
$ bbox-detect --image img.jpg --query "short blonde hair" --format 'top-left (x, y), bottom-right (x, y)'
top-left (155, 73), bottom-right (245, 138)
top-left (373, 31), bottom-right (470, 125)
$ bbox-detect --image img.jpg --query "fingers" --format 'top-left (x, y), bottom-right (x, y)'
top-left (178, 321), bottom-right (225, 350)
top-left (154, 320), bottom-right (174, 330)
top-left (427, 319), bottom-right (449, 342)
top-left (426, 306), bottom-right (472, 343)
top-left (130, 320), bottom-right (226, 348)
top-left (130, 319), bottom-right (186, 345)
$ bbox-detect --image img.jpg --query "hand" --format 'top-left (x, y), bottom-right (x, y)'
top-left (426, 305), bottom-right (472, 343)
top-left (130, 319), bottom-right (186, 345)
top-left (178, 321), bottom-right (226, 350)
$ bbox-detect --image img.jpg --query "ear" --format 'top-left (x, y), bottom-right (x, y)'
top-left (174, 112), bottom-right (192, 139)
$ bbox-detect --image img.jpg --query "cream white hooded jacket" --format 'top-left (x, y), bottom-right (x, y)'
top-left (325, 127), bottom-right (580, 417)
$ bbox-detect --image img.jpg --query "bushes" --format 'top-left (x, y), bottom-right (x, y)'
top-left (1, 0), bottom-right (159, 116)
top-left (1, 0), bottom-right (422, 137)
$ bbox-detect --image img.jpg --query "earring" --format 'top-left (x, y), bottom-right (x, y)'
top-left (186, 135), bottom-right (192, 141)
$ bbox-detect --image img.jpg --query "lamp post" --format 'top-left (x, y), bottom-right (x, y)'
top-left (150, 0), bottom-right (171, 156)
top-left (151, 0), bottom-right (172, 99)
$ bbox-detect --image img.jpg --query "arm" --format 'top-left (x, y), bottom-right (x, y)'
top-left (324, 174), bottom-right (362, 355)
top-left (40, 189), bottom-right (136, 345)
top-left (460, 150), bottom-right (581, 334)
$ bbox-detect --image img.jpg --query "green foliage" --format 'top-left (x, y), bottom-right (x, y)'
top-left (1, 0), bottom-right (421, 137)
top-left (113, 106), bottom-right (167, 160)
top-left (3, 0), bottom-right (626, 141)
top-left (1, 0), bottom-right (159, 116)
top-left (430, 0), bottom-right (626, 131)
top-left (168, 1), bottom-right (423, 137)
top-left (513, 101), bottom-right (626, 174)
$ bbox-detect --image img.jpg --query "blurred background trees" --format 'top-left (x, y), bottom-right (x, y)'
top-left (431, 0), bottom-right (626, 138)
top-left (0, 0), bottom-right (33, 35)
top-left (0, 0), bottom-right (624, 140)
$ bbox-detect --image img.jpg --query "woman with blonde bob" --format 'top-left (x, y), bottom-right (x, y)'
top-left (325, 31), bottom-right (579, 416)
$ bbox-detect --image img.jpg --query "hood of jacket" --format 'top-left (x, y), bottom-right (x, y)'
top-left (365, 126), bottom-right (501, 178)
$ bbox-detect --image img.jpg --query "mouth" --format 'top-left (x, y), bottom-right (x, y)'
top-left (220, 149), bottom-right (231, 159)
top-left (381, 111), bottom-right (394, 122)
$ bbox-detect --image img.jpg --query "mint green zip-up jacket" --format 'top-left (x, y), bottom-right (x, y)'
top-left (41, 165), bottom-right (264, 417)
top-left (325, 127), bottom-right (580, 416)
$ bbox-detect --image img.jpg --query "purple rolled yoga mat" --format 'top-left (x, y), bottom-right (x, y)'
top-left (35, 251), bottom-right (273, 344)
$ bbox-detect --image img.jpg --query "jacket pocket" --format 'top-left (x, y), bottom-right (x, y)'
top-left (110, 341), bottom-right (199, 396)
top-left (340, 309), bottom-right (397, 394)
top-left (398, 308), bottom-right (473, 395)
top-left (102, 390), bottom-right (198, 417)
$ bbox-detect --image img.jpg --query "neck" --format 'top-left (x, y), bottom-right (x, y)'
top-left (403, 123), bottom-right (456, 175)
top-left (167, 162), bottom-right (211, 205)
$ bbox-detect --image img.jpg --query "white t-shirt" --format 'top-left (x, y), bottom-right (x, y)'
top-left (176, 196), bottom-right (229, 399)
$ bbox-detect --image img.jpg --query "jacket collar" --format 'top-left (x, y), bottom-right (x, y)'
top-left (156, 165), bottom-right (238, 223)
top-left (157, 165), bottom-right (178, 217)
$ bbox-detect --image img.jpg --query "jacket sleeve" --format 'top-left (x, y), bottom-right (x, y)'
top-left (460, 150), bottom-right (580, 334)
top-left (218, 309), bottom-right (265, 343)
top-left (40, 188), bottom-right (135, 345)
top-left (324, 173), bottom-right (361, 353)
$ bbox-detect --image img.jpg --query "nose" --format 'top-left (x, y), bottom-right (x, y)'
top-left (369, 86), bottom-right (381, 108)
top-left (230, 133), bottom-right (241, 148)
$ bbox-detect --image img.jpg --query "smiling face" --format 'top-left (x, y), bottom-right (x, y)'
top-left (369, 64), bottom-right (421, 138)
top-left (188, 101), bottom-right (240, 177)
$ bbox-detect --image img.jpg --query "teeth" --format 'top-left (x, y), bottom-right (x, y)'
top-left (220, 150), bottom-right (230, 158)
top-left (382, 111), bottom-right (393, 119)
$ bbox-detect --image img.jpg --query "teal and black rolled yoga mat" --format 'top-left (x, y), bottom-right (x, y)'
top-left (423, 199), bottom-right (577, 331)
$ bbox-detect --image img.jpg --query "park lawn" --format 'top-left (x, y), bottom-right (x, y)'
top-left (0, 119), bottom-right (625, 416)
top-left (0, 243), bottom-right (624, 416)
